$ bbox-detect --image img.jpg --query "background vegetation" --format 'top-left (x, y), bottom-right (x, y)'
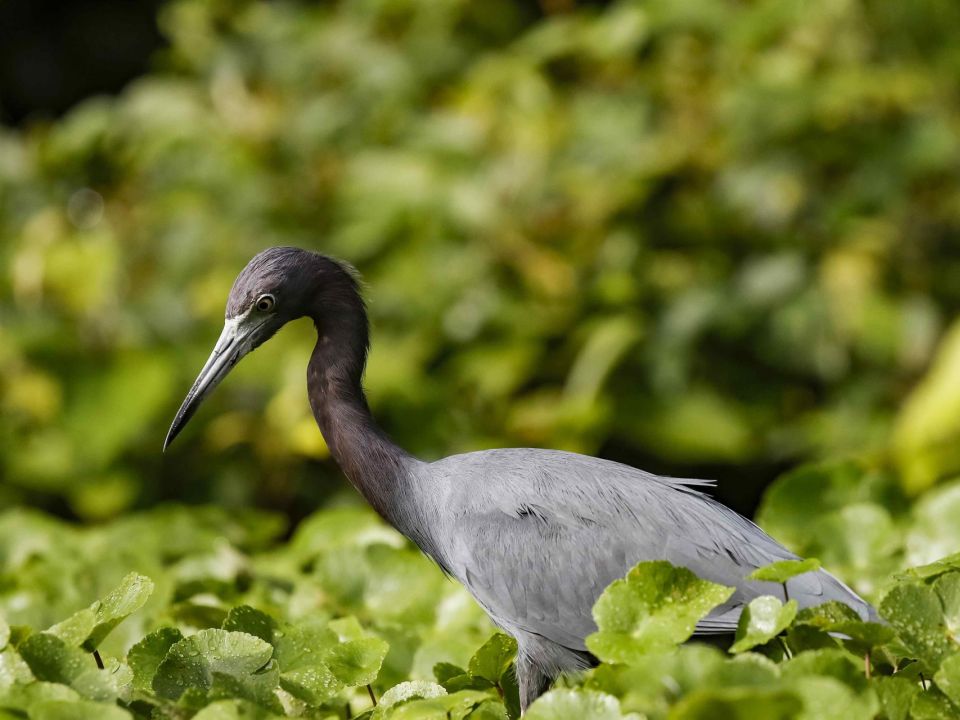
top-left (2, 0), bottom-right (960, 717)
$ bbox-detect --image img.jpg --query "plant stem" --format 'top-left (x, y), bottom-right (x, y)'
top-left (367, 684), bottom-right (377, 706)
top-left (92, 650), bottom-right (104, 670)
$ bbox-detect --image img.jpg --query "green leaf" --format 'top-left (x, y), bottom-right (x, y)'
top-left (933, 652), bottom-right (960, 707)
top-left (152, 629), bottom-right (274, 701)
top-left (785, 676), bottom-right (876, 720)
top-left (19, 634), bottom-right (90, 685)
top-left (707, 652), bottom-right (780, 687)
top-left (586, 561), bottom-right (734, 662)
top-left (192, 699), bottom-right (283, 720)
top-left (46, 573), bottom-right (154, 652)
top-left (782, 649), bottom-right (867, 692)
top-left (525, 689), bottom-right (631, 720)
top-left (434, 661), bottom-right (492, 693)
top-left (0, 682), bottom-right (81, 713)
top-left (467, 634), bottom-right (517, 684)
top-left (873, 676), bottom-right (919, 720)
top-left (46, 610), bottom-right (96, 649)
top-left (272, 620), bottom-right (387, 705)
top-left (794, 602), bottom-right (894, 648)
top-left (222, 606), bottom-right (276, 644)
top-left (670, 687), bottom-right (803, 720)
top-left (936, 573), bottom-right (960, 645)
top-left (910, 688), bottom-right (958, 720)
top-left (273, 621), bottom-right (342, 705)
top-left (902, 552), bottom-right (960, 582)
top-left (730, 597), bottom-right (797, 653)
top-left (433, 662), bottom-right (467, 685)
top-left (378, 680), bottom-right (448, 708)
top-left (880, 582), bottom-right (956, 669)
top-left (0, 647), bottom-right (34, 688)
top-left (85, 573), bottom-right (154, 651)
top-left (748, 559), bottom-right (822, 584)
top-left (127, 627), bottom-right (184, 693)
top-left (28, 700), bottom-right (132, 720)
top-left (325, 637), bottom-right (389, 686)
top-left (208, 663), bottom-right (282, 712)
top-left (795, 601), bottom-right (861, 627)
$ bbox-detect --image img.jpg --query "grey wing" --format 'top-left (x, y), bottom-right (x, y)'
top-left (453, 502), bottom-right (645, 651)
top-left (443, 458), bottom-right (873, 655)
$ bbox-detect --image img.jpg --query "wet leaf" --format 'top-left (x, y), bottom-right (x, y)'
top-left (587, 562), bottom-right (734, 662)
top-left (880, 582), bottom-right (956, 669)
top-left (730, 597), bottom-right (797, 653)
top-left (152, 629), bottom-right (274, 701)
top-left (933, 652), bottom-right (960, 707)
top-left (127, 627), bottom-right (184, 693)
top-left (467, 634), bottom-right (516, 685)
top-left (525, 689), bottom-right (633, 720)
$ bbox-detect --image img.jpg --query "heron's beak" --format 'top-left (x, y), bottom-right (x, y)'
top-left (164, 317), bottom-right (256, 450)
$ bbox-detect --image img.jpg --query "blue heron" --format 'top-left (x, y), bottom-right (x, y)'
top-left (165, 247), bottom-right (876, 711)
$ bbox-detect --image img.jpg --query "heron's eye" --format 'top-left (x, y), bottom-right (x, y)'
top-left (255, 294), bottom-right (276, 312)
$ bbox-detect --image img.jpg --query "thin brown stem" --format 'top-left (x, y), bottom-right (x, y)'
top-left (367, 684), bottom-right (377, 706)
top-left (92, 650), bottom-right (104, 670)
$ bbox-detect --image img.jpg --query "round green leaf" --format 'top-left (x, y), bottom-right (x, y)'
top-left (587, 561), bottom-right (734, 662)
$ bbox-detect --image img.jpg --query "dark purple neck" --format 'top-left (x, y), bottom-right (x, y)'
top-left (304, 268), bottom-right (413, 523)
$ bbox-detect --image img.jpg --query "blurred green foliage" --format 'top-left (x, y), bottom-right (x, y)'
top-left (2, 0), bottom-right (960, 522)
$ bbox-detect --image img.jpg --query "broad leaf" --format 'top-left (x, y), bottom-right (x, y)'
top-left (587, 562), bottom-right (734, 662)
top-left (325, 637), bottom-right (389, 686)
top-left (933, 652), bottom-right (960, 707)
top-left (467, 634), bottom-right (517, 684)
top-left (29, 700), bottom-right (132, 720)
top-left (222, 606), bottom-right (276, 644)
top-left (670, 687), bottom-right (803, 720)
top-left (127, 627), bottom-right (184, 693)
top-left (152, 629), bottom-right (274, 701)
top-left (873, 676), bottom-right (919, 720)
top-left (881, 582), bottom-right (956, 669)
top-left (730, 597), bottom-right (797, 653)
top-left (525, 689), bottom-right (632, 720)
top-left (19, 634), bottom-right (90, 685)
top-left (45, 573), bottom-right (154, 652)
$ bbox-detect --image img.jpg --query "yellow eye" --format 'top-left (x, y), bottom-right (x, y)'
top-left (255, 294), bottom-right (276, 312)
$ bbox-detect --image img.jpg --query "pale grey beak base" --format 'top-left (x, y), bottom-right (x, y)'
top-left (164, 319), bottom-right (247, 451)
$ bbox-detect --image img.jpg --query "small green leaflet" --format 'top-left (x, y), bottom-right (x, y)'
top-left (45, 573), bottom-right (154, 652)
top-left (730, 597), bottom-right (797, 653)
top-left (748, 559), bottom-right (821, 584)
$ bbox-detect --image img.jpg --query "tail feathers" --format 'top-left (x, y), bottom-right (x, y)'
top-left (775, 568), bottom-right (879, 622)
top-left (695, 568), bottom-right (881, 637)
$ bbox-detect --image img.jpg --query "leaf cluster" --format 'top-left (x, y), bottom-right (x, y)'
top-left (0, 457), bottom-right (958, 717)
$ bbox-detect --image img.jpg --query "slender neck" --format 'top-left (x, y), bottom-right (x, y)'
top-left (304, 271), bottom-right (413, 524)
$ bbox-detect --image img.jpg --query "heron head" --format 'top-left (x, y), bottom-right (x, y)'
top-left (164, 247), bottom-right (318, 450)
